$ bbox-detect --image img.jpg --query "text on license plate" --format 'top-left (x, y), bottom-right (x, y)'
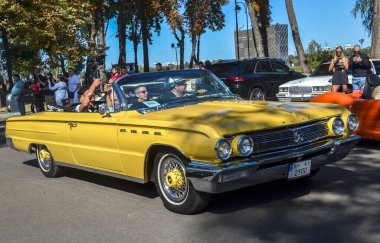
top-left (288, 160), bottom-right (311, 179)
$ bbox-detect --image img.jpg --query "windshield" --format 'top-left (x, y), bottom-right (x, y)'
top-left (311, 64), bottom-right (332, 77)
top-left (116, 70), bottom-right (235, 111)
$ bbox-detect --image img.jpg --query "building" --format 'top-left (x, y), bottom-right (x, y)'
top-left (234, 24), bottom-right (288, 61)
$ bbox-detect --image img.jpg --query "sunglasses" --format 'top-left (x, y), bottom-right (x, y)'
top-left (138, 90), bottom-right (148, 94)
top-left (336, 51), bottom-right (342, 53)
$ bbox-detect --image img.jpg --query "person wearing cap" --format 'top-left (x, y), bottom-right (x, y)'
top-left (155, 63), bottom-right (163, 71)
top-left (75, 79), bottom-right (102, 112)
top-left (161, 79), bottom-right (187, 99)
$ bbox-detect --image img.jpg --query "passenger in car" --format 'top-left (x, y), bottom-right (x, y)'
top-left (129, 85), bottom-right (150, 110)
top-left (75, 79), bottom-right (102, 112)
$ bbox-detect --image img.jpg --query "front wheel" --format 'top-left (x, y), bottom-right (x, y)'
top-left (249, 88), bottom-right (266, 100)
top-left (154, 152), bottom-right (211, 214)
top-left (36, 145), bottom-right (65, 178)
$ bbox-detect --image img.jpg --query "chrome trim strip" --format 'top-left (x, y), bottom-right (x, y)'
top-left (55, 161), bottom-right (145, 184)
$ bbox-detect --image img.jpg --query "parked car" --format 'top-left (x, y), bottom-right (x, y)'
top-left (277, 59), bottom-right (379, 102)
top-left (209, 58), bottom-right (305, 100)
top-left (6, 69), bottom-right (360, 214)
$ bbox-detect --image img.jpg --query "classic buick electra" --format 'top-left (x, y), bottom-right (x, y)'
top-left (5, 69), bottom-right (360, 214)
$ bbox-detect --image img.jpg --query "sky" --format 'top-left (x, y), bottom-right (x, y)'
top-left (105, 0), bottom-right (369, 68)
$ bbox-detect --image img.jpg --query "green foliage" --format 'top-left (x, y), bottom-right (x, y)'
top-left (305, 39), bottom-right (333, 70)
top-left (352, 0), bottom-right (374, 35)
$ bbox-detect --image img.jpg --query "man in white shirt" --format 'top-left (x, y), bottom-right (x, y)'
top-left (68, 68), bottom-right (81, 103)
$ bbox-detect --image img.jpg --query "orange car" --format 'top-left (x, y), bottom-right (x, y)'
top-left (311, 92), bottom-right (380, 140)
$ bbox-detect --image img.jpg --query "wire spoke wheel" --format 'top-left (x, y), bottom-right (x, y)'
top-left (37, 146), bottom-right (52, 172)
top-left (158, 155), bottom-right (188, 204)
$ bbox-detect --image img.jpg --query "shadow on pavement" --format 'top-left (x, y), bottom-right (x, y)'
top-left (23, 159), bottom-right (158, 199)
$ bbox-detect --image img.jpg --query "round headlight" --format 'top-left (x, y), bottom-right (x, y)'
top-left (347, 114), bottom-right (359, 131)
top-left (237, 135), bottom-right (254, 156)
top-left (215, 138), bottom-right (232, 160)
top-left (332, 117), bottom-right (345, 135)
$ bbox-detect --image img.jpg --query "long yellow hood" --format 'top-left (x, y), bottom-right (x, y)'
top-left (130, 100), bottom-right (347, 135)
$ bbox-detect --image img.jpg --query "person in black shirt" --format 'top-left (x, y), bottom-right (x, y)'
top-left (129, 85), bottom-right (150, 110)
top-left (349, 45), bottom-right (371, 90)
top-left (329, 46), bottom-right (349, 92)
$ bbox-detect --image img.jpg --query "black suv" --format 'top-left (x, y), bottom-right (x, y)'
top-left (209, 58), bottom-right (306, 100)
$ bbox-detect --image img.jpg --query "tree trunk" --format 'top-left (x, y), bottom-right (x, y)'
top-left (59, 55), bottom-right (66, 74)
top-left (117, 0), bottom-right (127, 65)
top-left (196, 35), bottom-right (201, 62)
top-left (0, 26), bottom-right (12, 89)
top-left (371, 0), bottom-right (380, 58)
top-left (247, 1), bottom-right (265, 57)
top-left (179, 34), bottom-right (185, 69)
top-left (141, 15), bottom-right (149, 72)
top-left (95, 3), bottom-right (107, 82)
top-left (189, 34), bottom-right (197, 68)
top-left (285, 0), bottom-right (311, 74)
top-left (172, 28), bottom-right (185, 69)
top-left (133, 40), bottom-right (138, 72)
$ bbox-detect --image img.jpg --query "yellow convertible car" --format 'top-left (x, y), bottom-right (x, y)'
top-left (6, 70), bottom-right (360, 214)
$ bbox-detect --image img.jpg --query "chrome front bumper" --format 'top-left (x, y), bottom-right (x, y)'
top-left (187, 135), bottom-right (360, 194)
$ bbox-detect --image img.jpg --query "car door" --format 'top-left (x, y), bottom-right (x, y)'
top-left (253, 60), bottom-right (274, 98)
top-left (68, 111), bottom-right (126, 173)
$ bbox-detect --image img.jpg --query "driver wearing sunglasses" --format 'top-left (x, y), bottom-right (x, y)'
top-left (129, 85), bottom-right (150, 110)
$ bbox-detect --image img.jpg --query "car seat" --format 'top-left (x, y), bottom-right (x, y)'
top-left (363, 74), bottom-right (380, 99)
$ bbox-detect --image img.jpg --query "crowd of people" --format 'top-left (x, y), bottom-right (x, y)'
top-left (11, 51), bottom-right (372, 116)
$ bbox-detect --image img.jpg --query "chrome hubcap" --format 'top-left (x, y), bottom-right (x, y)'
top-left (38, 147), bottom-right (52, 171)
top-left (159, 156), bottom-right (188, 203)
top-left (251, 89), bottom-right (264, 100)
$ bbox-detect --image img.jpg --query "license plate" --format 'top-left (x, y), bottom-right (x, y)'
top-left (278, 97), bottom-right (292, 102)
top-left (288, 160), bottom-right (311, 179)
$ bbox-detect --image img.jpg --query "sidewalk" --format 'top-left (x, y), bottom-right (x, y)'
top-left (0, 112), bottom-right (23, 121)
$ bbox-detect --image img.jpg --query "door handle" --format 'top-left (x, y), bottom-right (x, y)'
top-left (68, 122), bottom-right (78, 128)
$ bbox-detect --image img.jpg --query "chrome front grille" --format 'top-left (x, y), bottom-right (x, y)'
top-left (289, 86), bottom-right (312, 95)
top-left (249, 120), bottom-right (329, 154)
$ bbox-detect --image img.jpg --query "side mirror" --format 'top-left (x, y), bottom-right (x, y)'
top-left (99, 104), bottom-right (111, 117)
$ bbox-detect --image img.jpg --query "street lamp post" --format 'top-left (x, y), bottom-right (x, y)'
top-left (237, 1), bottom-right (250, 59)
top-left (171, 43), bottom-right (180, 70)
top-left (234, 0), bottom-right (240, 60)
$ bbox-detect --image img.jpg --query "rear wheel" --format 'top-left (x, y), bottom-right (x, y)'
top-left (36, 145), bottom-right (65, 178)
top-left (154, 152), bottom-right (211, 214)
top-left (249, 88), bottom-right (266, 100)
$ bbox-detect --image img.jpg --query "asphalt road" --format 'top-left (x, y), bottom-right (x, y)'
top-left (0, 133), bottom-right (379, 242)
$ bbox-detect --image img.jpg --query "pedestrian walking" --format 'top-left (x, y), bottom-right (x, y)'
top-left (10, 74), bottom-right (26, 116)
top-left (329, 46), bottom-right (349, 92)
top-left (350, 44), bottom-right (371, 90)
top-left (48, 74), bottom-right (68, 106)
top-left (68, 68), bottom-right (81, 104)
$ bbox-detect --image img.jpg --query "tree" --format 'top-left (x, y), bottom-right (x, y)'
top-left (162, 0), bottom-right (186, 69)
top-left (246, 0), bottom-right (265, 57)
top-left (185, 0), bottom-right (228, 68)
top-left (0, 0), bottom-right (93, 81)
top-left (352, 0), bottom-right (380, 58)
top-left (285, 0), bottom-right (311, 74)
